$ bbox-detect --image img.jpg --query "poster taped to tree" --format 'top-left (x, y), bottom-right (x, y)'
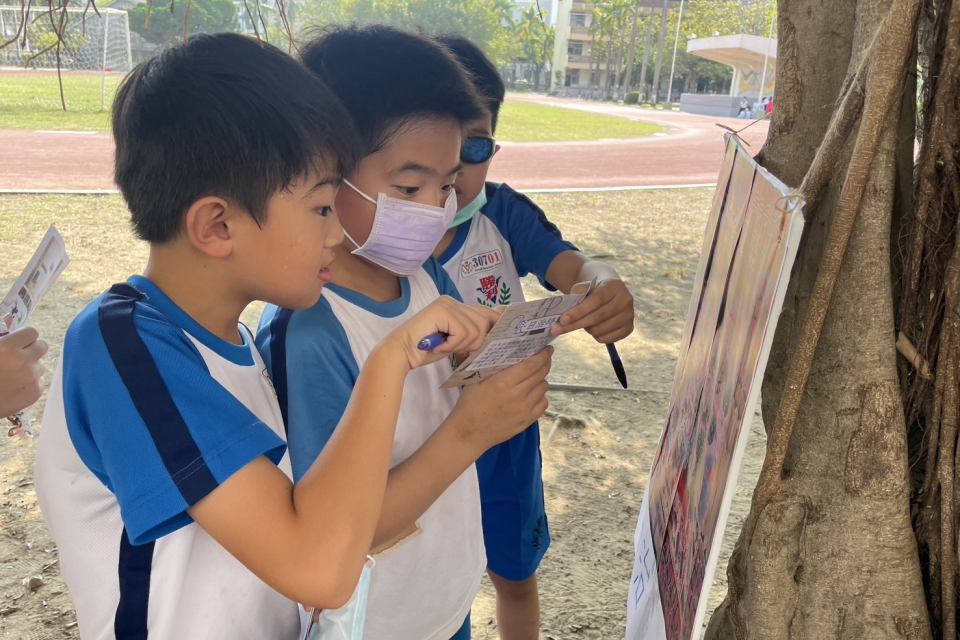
top-left (626, 135), bottom-right (805, 640)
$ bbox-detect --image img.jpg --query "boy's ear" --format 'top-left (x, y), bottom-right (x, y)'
top-left (184, 196), bottom-right (239, 259)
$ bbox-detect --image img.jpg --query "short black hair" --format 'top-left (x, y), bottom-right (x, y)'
top-left (113, 32), bottom-right (359, 243)
top-left (434, 34), bottom-right (505, 133)
top-left (299, 24), bottom-right (486, 156)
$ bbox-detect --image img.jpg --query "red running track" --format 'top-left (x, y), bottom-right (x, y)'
top-left (0, 95), bottom-right (768, 192)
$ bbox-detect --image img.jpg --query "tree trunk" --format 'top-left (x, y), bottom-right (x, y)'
top-left (640, 7), bottom-right (654, 100)
top-left (652, 0), bottom-right (669, 104)
top-left (593, 32), bottom-right (604, 96)
top-left (614, 14), bottom-right (628, 94)
top-left (705, 0), bottom-right (932, 638)
top-left (624, 1), bottom-right (640, 92)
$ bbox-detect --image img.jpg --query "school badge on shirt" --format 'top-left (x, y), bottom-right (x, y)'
top-left (460, 250), bottom-right (504, 278)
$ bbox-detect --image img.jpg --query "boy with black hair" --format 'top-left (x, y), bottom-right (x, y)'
top-left (33, 33), bottom-right (502, 640)
top-left (258, 24), bottom-right (553, 640)
top-left (433, 34), bottom-right (636, 640)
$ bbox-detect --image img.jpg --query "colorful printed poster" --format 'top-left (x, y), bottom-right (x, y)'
top-left (627, 135), bottom-right (804, 640)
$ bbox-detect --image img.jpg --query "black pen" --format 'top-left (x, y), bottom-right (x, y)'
top-left (606, 343), bottom-right (628, 389)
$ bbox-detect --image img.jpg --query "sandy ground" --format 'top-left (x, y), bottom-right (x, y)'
top-left (0, 189), bottom-right (765, 639)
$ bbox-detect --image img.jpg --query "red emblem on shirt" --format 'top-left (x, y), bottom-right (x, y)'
top-left (478, 275), bottom-right (500, 302)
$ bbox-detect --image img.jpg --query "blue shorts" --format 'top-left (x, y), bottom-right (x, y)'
top-left (476, 421), bottom-right (550, 582)
top-left (449, 612), bottom-right (470, 640)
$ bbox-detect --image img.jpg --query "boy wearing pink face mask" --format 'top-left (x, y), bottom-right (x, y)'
top-left (256, 25), bottom-right (554, 640)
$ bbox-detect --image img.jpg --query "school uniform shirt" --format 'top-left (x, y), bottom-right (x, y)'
top-left (34, 276), bottom-right (299, 640)
top-left (436, 181), bottom-right (577, 582)
top-left (256, 259), bottom-right (484, 640)
top-left (439, 182), bottom-right (576, 308)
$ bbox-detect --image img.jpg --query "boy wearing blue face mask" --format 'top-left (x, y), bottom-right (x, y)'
top-left (256, 25), bottom-right (554, 640)
top-left (432, 35), bottom-right (636, 640)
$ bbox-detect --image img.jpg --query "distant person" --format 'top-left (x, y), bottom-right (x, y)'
top-left (767, 95), bottom-right (774, 114)
top-left (738, 97), bottom-right (750, 118)
top-left (762, 96), bottom-right (770, 114)
top-left (33, 33), bottom-right (498, 640)
top-left (432, 34), bottom-right (636, 640)
top-left (0, 326), bottom-right (47, 417)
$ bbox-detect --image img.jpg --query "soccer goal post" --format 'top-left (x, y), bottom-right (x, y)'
top-left (0, 6), bottom-right (133, 109)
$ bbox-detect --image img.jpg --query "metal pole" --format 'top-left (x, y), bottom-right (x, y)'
top-left (100, 11), bottom-right (108, 111)
top-left (665, 0), bottom-right (685, 108)
top-left (124, 11), bottom-right (132, 70)
top-left (758, 13), bottom-right (775, 104)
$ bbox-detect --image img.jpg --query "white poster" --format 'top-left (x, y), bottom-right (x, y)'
top-left (627, 135), bottom-right (804, 640)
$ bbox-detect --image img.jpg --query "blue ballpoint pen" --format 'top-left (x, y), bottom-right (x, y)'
top-left (417, 331), bottom-right (448, 351)
top-left (607, 343), bottom-right (628, 388)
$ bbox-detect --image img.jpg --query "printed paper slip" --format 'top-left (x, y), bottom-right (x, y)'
top-left (1, 226), bottom-right (70, 437)
top-left (1, 225), bottom-right (70, 334)
top-left (441, 278), bottom-right (596, 388)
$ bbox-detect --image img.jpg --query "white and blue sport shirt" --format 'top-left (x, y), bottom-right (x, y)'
top-left (437, 182), bottom-right (577, 307)
top-left (257, 259), bottom-right (485, 640)
top-left (34, 276), bottom-right (299, 640)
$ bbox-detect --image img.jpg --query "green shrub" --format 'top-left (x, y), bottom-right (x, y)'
top-left (625, 91), bottom-right (640, 104)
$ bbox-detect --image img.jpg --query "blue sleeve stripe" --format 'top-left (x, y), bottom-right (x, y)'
top-left (98, 283), bottom-right (218, 507)
top-left (114, 527), bottom-right (153, 640)
top-left (268, 308), bottom-right (295, 435)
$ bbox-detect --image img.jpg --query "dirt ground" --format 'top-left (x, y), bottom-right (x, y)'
top-left (0, 189), bottom-right (765, 639)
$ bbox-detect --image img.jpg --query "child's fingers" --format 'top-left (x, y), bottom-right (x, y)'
top-left (1, 327), bottom-right (41, 350)
top-left (553, 302), bottom-right (620, 337)
top-left (466, 304), bottom-right (502, 329)
top-left (23, 337), bottom-right (49, 361)
top-left (491, 347), bottom-right (553, 390)
top-left (586, 315), bottom-right (635, 344)
top-left (554, 292), bottom-right (609, 334)
top-left (433, 304), bottom-right (499, 354)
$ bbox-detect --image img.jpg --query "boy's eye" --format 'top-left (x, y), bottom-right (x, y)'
top-left (316, 206), bottom-right (333, 217)
top-left (441, 184), bottom-right (455, 193)
top-left (396, 186), bottom-right (419, 196)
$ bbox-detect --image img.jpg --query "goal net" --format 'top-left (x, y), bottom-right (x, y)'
top-left (0, 7), bottom-right (132, 73)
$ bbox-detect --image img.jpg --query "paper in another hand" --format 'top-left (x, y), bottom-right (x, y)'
top-left (441, 278), bottom-right (597, 388)
top-left (0, 225), bottom-right (69, 438)
top-left (0, 225), bottom-right (70, 334)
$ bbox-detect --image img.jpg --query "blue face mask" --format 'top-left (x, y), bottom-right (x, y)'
top-left (302, 556), bottom-right (374, 640)
top-left (449, 189), bottom-right (487, 229)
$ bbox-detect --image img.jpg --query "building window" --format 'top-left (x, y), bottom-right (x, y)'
top-left (572, 13), bottom-right (586, 27)
top-left (565, 69), bottom-right (580, 86)
top-left (567, 42), bottom-right (583, 56)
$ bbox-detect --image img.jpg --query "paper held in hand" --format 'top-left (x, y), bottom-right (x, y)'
top-left (0, 226), bottom-right (70, 335)
top-left (1, 226), bottom-right (70, 437)
top-left (441, 277), bottom-right (597, 389)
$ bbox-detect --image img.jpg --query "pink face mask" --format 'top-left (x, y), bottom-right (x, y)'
top-left (341, 180), bottom-right (457, 276)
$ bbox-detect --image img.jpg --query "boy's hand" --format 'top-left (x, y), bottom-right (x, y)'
top-left (383, 296), bottom-right (500, 371)
top-left (552, 278), bottom-right (635, 344)
top-left (448, 346), bottom-right (553, 451)
top-left (0, 327), bottom-right (48, 417)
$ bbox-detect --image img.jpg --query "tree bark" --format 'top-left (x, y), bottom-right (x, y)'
top-left (705, 0), bottom-right (932, 638)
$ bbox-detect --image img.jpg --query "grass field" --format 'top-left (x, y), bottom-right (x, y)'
top-left (0, 71), bottom-right (664, 140)
top-left (495, 100), bottom-right (664, 142)
top-left (0, 70), bottom-right (122, 130)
